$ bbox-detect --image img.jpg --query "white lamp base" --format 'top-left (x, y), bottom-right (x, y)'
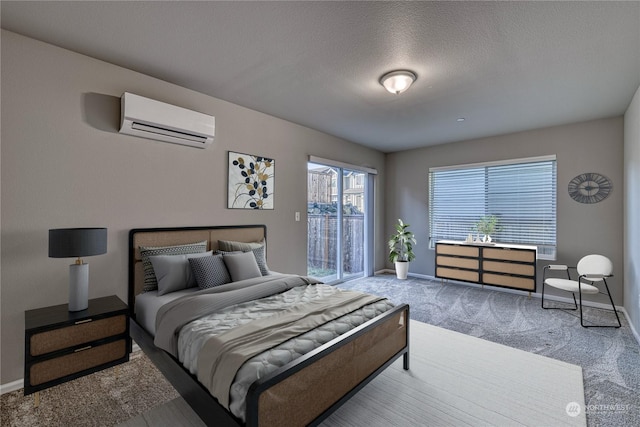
top-left (69, 263), bottom-right (89, 311)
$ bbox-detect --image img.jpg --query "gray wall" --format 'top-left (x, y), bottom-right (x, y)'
top-left (385, 117), bottom-right (625, 305)
top-left (624, 85), bottom-right (640, 336)
top-left (0, 30), bottom-right (386, 384)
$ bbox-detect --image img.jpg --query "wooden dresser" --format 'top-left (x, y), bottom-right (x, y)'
top-left (435, 241), bottom-right (537, 292)
top-left (24, 295), bottom-right (130, 396)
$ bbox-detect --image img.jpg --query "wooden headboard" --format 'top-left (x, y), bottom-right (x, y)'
top-left (128, 225), bottom-right (266, 315)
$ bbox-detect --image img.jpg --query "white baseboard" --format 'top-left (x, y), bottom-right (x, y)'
top-left (0, 378), bottom-right (24, 395)
top-left (620, 307), bottom-right (640, 345)
top-left (1, 343), bottom-right (143, 396)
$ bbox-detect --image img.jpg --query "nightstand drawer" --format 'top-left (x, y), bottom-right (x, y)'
top-left (30, 315), bottom-right (127, 356)
top-left (29, 339), bottom-right (127, 386)
top-left (24, 295), bottom-right (130, 395)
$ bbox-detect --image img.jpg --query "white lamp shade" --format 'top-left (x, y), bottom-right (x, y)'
top-left (380, 70), bottom-right (417, 94)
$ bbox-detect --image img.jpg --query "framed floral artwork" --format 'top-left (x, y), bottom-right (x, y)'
top-left (227, 151), bottom-right (275, 209)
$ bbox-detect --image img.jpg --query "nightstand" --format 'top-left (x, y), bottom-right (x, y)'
top-left (24, 295), bottom-right (130, 398)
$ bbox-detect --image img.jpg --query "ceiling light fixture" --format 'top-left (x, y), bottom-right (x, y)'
top-left (379, 70), bottom-right (417, 95)
top-left (457, 118), bottom-right (466, 122)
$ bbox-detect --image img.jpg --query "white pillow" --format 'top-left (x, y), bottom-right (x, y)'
top-left (150, 251), bottom-right (213, 295)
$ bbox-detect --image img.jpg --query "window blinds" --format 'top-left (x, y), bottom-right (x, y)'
top-left (429, 157), bottom-right (557, 259)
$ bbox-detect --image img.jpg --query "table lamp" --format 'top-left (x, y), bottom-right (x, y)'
top-left (49, 228), bottom-right (107, 311)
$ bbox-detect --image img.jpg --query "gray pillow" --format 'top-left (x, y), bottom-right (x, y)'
top-left (222, 251), bottom-right (262, 282)
top-left (189, 254), bottom-right (232, 289)
top-left (217, 246), bottom-right (269, 276)
top-left (218, 239), bottom-right (265, 252)
top-left (150, 251), bottom-right (212, 296)
top-left (251, 245), bottom-right (270, 276)
top-left (140, 241), bottom-right (208, 292)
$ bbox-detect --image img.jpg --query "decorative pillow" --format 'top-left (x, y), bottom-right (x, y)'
top-left (216, 247), bottom-right (269, 276)
top-left (189, 254), bottom-right (232, 289)
top-left (150, 251), bottom-right (212, 296)
top-left (139, 241), bottom-right (208, 292)
top-left (222, 251), bottom-right (262, 282)
top-left (250, 245), bottom-right (270, 276)
top-left (218, 239), bottom-right (265, 252)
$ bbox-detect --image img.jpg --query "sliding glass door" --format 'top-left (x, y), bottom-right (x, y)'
top-left (307, 162), bottom-right (370, 283)
top-left (342, 169), bottom-right (366, 280)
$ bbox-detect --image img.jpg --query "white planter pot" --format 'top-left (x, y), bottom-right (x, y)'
top-left (395, 261), bottom-right (409, 280)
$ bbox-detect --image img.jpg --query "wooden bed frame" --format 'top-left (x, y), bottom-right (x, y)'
top-left (128, 225), bottom-right (410, 426)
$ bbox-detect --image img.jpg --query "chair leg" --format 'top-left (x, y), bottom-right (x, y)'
top-left (580, 278), bottom-right (621, 328)
top-left (603, 278), bottom-right (622, 328)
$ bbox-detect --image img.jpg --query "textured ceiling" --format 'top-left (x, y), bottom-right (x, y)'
top-left (2, 1), bottom-right (639, 153)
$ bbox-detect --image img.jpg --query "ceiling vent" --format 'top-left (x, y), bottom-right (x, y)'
top-left (119, 92), bottom-right (215, 149)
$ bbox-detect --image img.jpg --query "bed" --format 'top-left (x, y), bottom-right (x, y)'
top-left (128, 225), bottom-right (410, 426)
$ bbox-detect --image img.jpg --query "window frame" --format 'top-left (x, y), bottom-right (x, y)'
top-left (428, 155), bottom-right (557, 260)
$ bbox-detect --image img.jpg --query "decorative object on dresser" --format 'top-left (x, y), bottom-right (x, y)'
top-left (24, 295), bottom-right (130, 403)
top-left (473, 215), bottom-right (501, 243)
top-left (48, 227), bottom-right (107, 311)
top-left (388, 218), bottom-right (416, 280)
top-left (435, 241), bottom-right (537, 293)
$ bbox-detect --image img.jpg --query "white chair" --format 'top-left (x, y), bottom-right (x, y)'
top-left (542, 254), bottom-right (621, 328)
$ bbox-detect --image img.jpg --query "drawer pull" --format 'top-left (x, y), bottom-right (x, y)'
top-left (74, 345), bottom-right (92, 353)
top-left (75, 319), bottom-right (93, 325)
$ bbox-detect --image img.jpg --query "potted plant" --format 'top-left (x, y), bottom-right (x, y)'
top-left (388, 219), bottom-right (416, 280)
top-left (474, 215), bottom-right (500, 243)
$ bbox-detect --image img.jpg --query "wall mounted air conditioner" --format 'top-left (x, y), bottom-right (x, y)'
top-left (119, 92), bottom-right (215, 149)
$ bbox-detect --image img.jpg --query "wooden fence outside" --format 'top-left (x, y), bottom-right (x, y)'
top-left (307, 214), bottom-right (364, 273)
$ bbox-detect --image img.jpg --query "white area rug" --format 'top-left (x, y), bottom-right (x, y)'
top-left (323, 320), bottom-right (586, 426)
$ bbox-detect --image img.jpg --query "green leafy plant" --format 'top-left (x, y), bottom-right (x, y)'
top-left (474, 215), bottom-right (501, 235)
top-left (388, 219), bottom-right (417, 263)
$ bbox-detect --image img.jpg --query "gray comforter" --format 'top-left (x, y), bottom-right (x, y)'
top-left (154, 273), bottom-right (321, 356)
top-left (197, 288), bottom-right (385, 408)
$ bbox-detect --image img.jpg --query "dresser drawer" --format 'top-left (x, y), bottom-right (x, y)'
top-left (483, 248), bottom-right (535, 263)
top-left (30, 315), bottom-right (127, 356)
top-left (437, 255), bottom-right (479, 270)
top-left (482, 261), bottom-right (535, 277)
top-left (437, 267), bottom-right (480, 283)
top-left (29, 339), bottom-right (127, 386)
top-left (436, 244), bottom-right (479, 257)
top-left (482, 273), bottom-right (535, 291)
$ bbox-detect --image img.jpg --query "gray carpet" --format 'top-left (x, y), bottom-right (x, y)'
top-left (0, 351), bottom-right (179, 427)
top-left (338, 274), bottom-right (640, 427)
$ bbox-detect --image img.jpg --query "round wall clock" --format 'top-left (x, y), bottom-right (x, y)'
top-left (567, 172), bottom-right (612, 204)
